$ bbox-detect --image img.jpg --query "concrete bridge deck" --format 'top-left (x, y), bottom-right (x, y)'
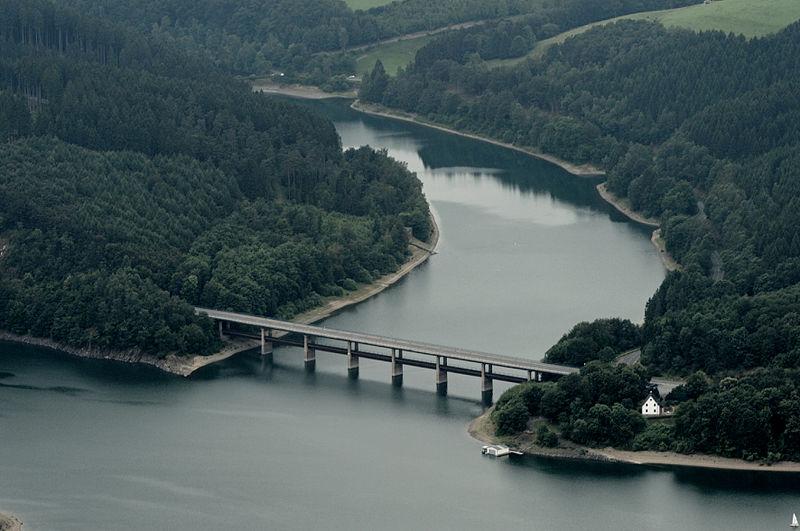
top-left (196, 308), bottom-right (579, 402)
top-left (197, 308), bottom-right (577, 375)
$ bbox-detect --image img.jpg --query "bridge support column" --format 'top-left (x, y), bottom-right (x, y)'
top-left (304, 335), bottom-right (316, 372)
top-left (391, 348), bottom-right (403, 386)
top-left (481, 363), bottom-right (493, 405)
top-left (260, 328), bottom-right (273, 362)
top-left (435, 356), bottom-right (447, 396)
top-left (537, 371), bottom-right (543, 382)
top-left (347, 341), bottom-right (359, 379)
top-left (218, 320), bottom-right (225, 340)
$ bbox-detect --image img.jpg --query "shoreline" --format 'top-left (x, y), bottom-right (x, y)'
top-left (0, 513), bottom-right (22, 531)
top-left (252, 81), bottom-right (357, 100)
top-left (351, 101), bottom-right (605, 177)
top-left (596, 183), bottom-right (680, 271)
top-left (468, 409), bottom-right (800, 474)
top-left (0, 214), bottom-right (439, 377)
top-left (595, 182), bottom-right (659, 227)
top-left (347, 100), bottom-right (683, 272)
top-left (252, 82), bottom-right (682, 273)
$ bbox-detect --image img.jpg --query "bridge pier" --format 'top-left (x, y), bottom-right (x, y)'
top-left (435, 356), bottom-right (447, 396)
top-left (391, 348), bottom-right (403, 386)
top-left (347, 341), bottom-right (359, 379)
top-left (260, 328), bottom-right (273, 362)
top-left (304, 334), bottom-right (316, 372)
top-left (218, 320), bottom-right (225, 340)
top-left (481, 363), bottom-right (493, 405)
top-left (528, 370), bottom-right (543, 382)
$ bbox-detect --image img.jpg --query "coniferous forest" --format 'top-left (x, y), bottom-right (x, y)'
top-left (364, 17), bottom-right (800, 461)
top-left (0, 0), bottom-right (430, 356)
top-left (3, 0), bottom-right (800, 463)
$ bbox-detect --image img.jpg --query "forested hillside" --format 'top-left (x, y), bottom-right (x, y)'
top-left (45, 0), bottom-right (699, 87)
top-left (367, 20), bottom-right (800, 374)
top-left (388, 17), bottom-right (800, 461)
top-left (49, 0), bottom-right (548, 79)
top-left (0, 0), bottom-right (430, 356)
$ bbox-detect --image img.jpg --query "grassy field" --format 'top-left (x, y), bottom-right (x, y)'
top-left (356, 35), bottom-right (436, 76)
top-left (488, 0), bottom-right (800, 68)
top-left (344, 0), bottom-right (395, 10)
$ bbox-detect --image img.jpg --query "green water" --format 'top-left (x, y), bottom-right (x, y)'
top-left (1, 98), bottom-right (796, 530)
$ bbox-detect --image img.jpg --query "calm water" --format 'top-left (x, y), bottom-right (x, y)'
top-left (1, 98), bottom-right (797, 530)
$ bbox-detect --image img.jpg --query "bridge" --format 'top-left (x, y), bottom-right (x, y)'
top-left (196, 308), bottom-right (579, 403)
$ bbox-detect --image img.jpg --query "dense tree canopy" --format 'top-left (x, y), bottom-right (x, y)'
top-left (394, 14), bottom-right (800, 462)
top-left (0, 0), bottom-right (430, 357)
top-left (544, 318), bottom-right (641, 366)
top-left (39, 0), bottom-right (699, 84)
top-left (370, 19), bottom-right (800, 376)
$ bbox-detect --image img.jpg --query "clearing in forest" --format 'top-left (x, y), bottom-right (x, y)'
top-left (356, 35), bottom-right (436, 76)
top-left (489, 0), bottom-right (800, 68)
top-left (345, 0), bottom-right (395, 10)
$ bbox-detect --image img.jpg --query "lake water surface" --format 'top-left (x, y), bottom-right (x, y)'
top-left (1, 98), bottom-right (796, 530)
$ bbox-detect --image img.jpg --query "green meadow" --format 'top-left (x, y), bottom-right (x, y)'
top-left (344, 0), bottom-right (395, 10)
top-left (356, 35), bottom-right (436, 76)
top-left (489, 0), bottom-right (800, 68)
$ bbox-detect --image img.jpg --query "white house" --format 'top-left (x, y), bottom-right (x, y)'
top-left (641, 392), bottom-right (662, 417)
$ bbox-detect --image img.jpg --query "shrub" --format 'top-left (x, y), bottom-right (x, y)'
top-left (536, 424), bottom-right (558, 447)
top-left (492, 397), bottom-right (529, 436)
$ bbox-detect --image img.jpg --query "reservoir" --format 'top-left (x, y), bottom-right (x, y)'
top-left (0, 98), bottom-right (796, 530)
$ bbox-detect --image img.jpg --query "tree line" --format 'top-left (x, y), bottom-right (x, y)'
top-left (0, 0), bottom-right (430, 357)
top-left (492, 363), bottom-right (800, 462)
top-left (365, 20), bottom-right (800, 376)
top-left (370, 15), bottom-right (800, 461)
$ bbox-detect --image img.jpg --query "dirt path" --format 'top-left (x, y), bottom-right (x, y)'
top-left (651, 228), bottom-right (681, 272)
top-left (318, 19), bottom-right (489, 57)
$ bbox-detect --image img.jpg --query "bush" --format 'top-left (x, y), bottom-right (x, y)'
top-left (536, 424), bottom-right (558, 447)
top-left (492, 397), bottom-right (529, 436)
top-left (340, 278), bottom-right (359, 291)
top-left (632, 423), bottom-right (674, 451)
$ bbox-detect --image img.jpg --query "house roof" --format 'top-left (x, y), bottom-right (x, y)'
top-left (641, 392), bottom-right (662, 407)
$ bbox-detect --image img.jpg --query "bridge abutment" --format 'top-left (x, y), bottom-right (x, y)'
top-left (304, 334), bottom-right (316, 372)
top-left (481, 363), bottom-right (493, 405)
top-left (435, 356), bottom-right (448, 396)
top-left (347, 341), bottom-right (359, 379)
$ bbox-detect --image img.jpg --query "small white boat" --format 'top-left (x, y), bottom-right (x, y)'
top-left (791, 513), bottom-right (798, 528)
top-left (481, 444), bottom-right (522, 457)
